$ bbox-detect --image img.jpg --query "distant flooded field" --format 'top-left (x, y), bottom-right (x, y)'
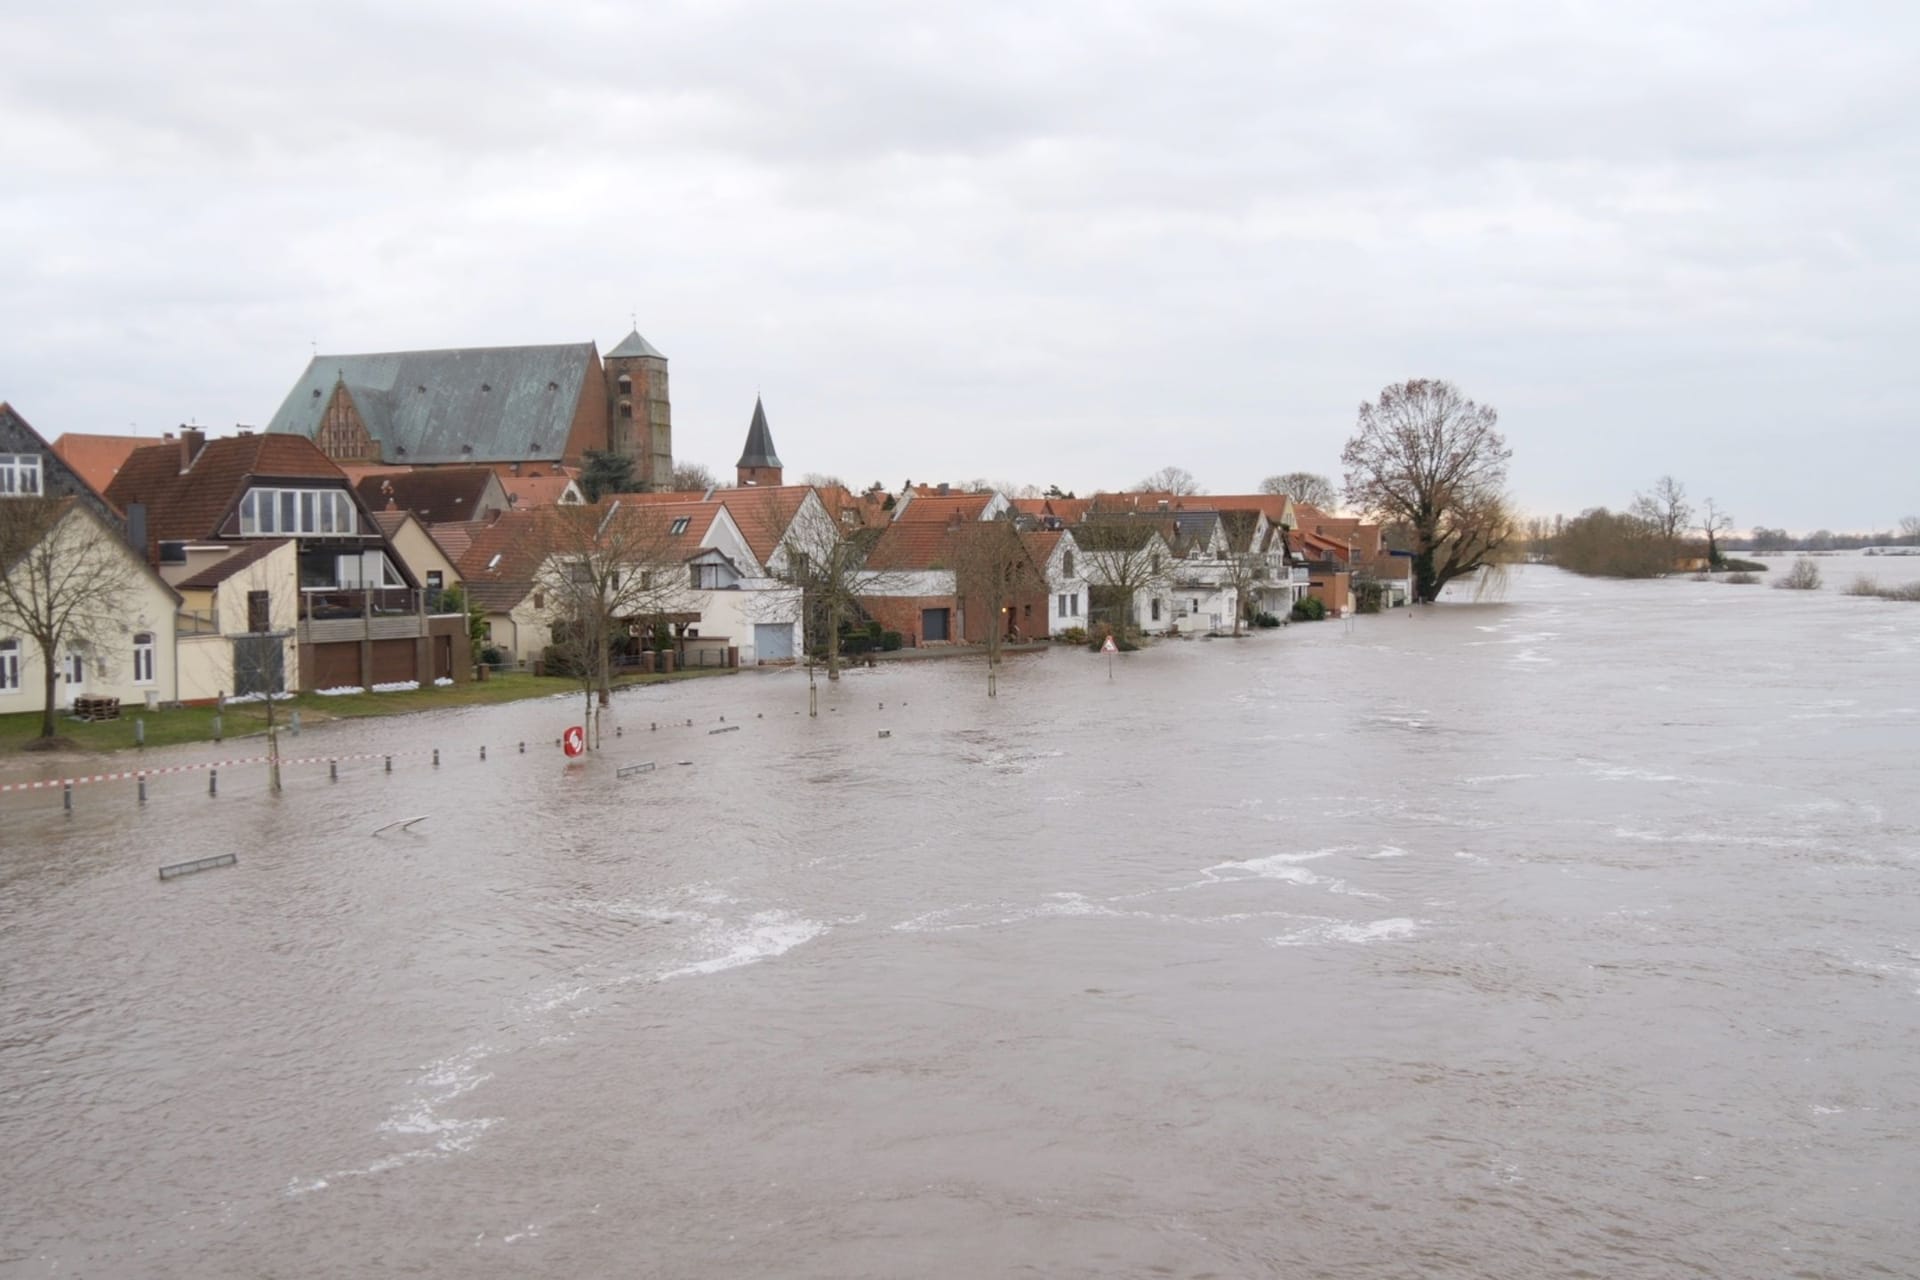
top-left (3, 566), bottom-right (1916, 1278)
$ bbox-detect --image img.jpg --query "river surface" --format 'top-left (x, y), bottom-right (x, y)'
top-left (3, 566), bottom-right (1917, 1278)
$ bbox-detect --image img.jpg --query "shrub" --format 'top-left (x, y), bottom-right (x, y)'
top-left (1291, 597), bottom-right (1328, 622)
top-left (1354, 581), bottom-right (1384, 614)
top-left (866, 620), bottom-right (884, 641)
top-left (1725, 571), bottom-right (1759, 585)
top-left (1846, 574), bottom-right (1881, 597)
top-left (1253, 612), bottom-right (1282, 629)
top-left (1776, 558), bottom-right (1822, 590)
top-left (479, 645), bottom-right (506, 666)
top-left (1086, 623), bottom-right (1139, 652)
top-left (1845, 575), bottom-right (1920, 602)
top-left (1721, 557), bottom-right (1766, 573)
top-left (880, 631), bottom-right (903, 651)
top-left (1059, 626), bottom-right (1088, 645)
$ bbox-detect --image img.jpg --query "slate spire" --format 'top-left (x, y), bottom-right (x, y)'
top-left (735, 396), bottom-right (783, 486)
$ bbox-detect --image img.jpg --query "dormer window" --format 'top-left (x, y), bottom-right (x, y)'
top-left (0, 454), bottom-right (43, 496)
top-left (1062, 550), bottom-right (1074, 575)
top-left (487, 553), bottom-right (503, 571)
top-left (669, 516), bottom-right (691, 535)
top-left (238, 487), bottom-right (355, 535)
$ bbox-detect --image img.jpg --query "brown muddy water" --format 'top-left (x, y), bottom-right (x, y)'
top-left (2, 566), bottom-right (1917, 1278)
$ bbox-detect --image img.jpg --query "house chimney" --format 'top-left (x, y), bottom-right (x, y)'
top-left (938, 482), bottom-right (950, 496)
top-left (125, 503), bottom-right (148, 558)
top-left (179, 427), bottom-right (207, 471)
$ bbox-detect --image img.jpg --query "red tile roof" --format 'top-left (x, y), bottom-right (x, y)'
top-left (50, 432), bottom-right (156, 494)
top-left (354, 467), bottom-right (502, 523)
top-left (173, 538), bottom-right (292, 589)
top-left (863, 522), bottom-right (961, 572)
top-left (895, 493), bottom-right (992, 524)
top-left (104, 432), bottom-right (353, 556)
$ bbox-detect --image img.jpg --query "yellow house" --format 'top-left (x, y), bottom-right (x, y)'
top-left (1, 500), bottom-right (182, 716)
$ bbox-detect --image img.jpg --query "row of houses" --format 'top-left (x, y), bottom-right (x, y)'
top-left (4, 332), bottom-right (1410, 721)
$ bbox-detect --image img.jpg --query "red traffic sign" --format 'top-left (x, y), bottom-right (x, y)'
top-left (1101, 635), bottom-right (1118, 653)
top-left (562, 725), bottom-right (586, 757)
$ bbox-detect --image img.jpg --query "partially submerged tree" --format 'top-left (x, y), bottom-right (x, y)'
top-left (535, 501), bottom-right (694, 739)
top-left (949, 517), bottom-right (1044, 693)
top-left (1629, 476), bottom-right (1693, 573)
top-left (1260, 472), bottom-right (1338, 508)
top-left (1075, 519), bottom-right (1171, 641)
top-left (1699, 498), bottom-right (1734, 571)
top-left (774, 510), bottom-right (886, 681)
top-left (1133, 466), bottom-right (1203, 496)
top-left (0, 498), bottom-right (140, 742)
top-left (1899, 515), bottom-right (1920, 544)
top-left (1341, 378), bottom-right (1515, 602)
top-left (1552, 507), bottom-right (1673, 578)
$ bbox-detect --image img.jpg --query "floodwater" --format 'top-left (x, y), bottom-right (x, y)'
top-left (2, 566), bottom-right (1917, 1278)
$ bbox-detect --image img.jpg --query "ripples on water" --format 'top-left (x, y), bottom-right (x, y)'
top-left (2, 566), bottom-right (1917, 1278)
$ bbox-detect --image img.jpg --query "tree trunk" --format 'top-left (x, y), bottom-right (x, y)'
top-left (39, 654), bottom-right (56, 739)
top-left (1413, 544), bottom-right (1439, 604)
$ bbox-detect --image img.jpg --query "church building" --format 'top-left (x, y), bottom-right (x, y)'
top-left (265, 329), bottom-right (673, 489)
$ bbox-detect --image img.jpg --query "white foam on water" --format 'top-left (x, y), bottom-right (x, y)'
top-left (1269, 917), bottom-right (1422, 946)
top-left (660, 909), bottom-right (829, 979)
top-left (1462, 773), bottom-right (1536, 784)
top-left (1586, 763), bottom-right (1684, 783)
top-left (1366, 847), bottom-right (1410, 859)
top-left (1454, 851), bottom-right (1490, 865)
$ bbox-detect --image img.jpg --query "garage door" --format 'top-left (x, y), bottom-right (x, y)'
top-left (922, 608), bottom-right (949, 642)
top-left (753, 622), bottom-right (795, 663)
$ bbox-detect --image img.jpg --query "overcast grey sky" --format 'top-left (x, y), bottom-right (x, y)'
top-left (2, 0), bottom-right (1914, 530)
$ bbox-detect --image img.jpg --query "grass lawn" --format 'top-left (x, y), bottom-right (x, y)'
top-left (0, 668), bottom-right (736, 756)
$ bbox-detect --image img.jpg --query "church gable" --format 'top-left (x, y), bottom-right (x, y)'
top-left (316, 382), bottom-right (379, 463)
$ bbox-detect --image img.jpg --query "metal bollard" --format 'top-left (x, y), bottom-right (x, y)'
top-left (64, 781), bottom-right (73, 812)
top-left (209, 769), bottom-right (218, 797)
top-left (135, 718), bottom-right (145, 747)
top-left (212, 714), bottom-right (222, 742)
top-left (385, 755), bottom-right (392, 773)
top-left (329, 759), bottom-right (338, 782)
top-left (518, 741), bottom-right (525, 754)
top-left (290, 709), bottom-right (301, 736)
top-left (479, 745), bottom-right (487, 761)
top-left (138, 774), bottom-right (147, 804)
top-left (432, 748), bottom-right (440, 766)
top-left (616, 726), bottom-right (622, 737)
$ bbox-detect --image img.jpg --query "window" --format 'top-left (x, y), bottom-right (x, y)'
top-left (619, 401), bottom-right (633, 420)
top-left (238, 487), bottom-right (355, 536)
top-left (133, 633), bottom-right (155, 684)
top-left (1151, 598), bottom-right (1162, 622)
top-left (669, 516), bottom-right (691, 535)
top-left (0, 639), bottom-right (17, 692)
top-left (1062, 550), bottom-right (1074, 575)
top-left (532, 591), bottom-right (544, 609)
top-left (65, 651), bottom-right (85, 684)
top-left (569, 560), bottom-right (593, 584)
top-left (248, 590), bottom-right (271, 634)
top-left (1058, 593), bottom-right (1068, 616)
top-left (0, 454), bottom-right (43, 496)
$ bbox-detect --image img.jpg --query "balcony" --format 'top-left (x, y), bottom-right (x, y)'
top-left (298, 587), bottom-right (431, 644)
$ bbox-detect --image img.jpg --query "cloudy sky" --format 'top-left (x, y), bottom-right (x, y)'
top-left (2, 0), bottom-right (1914, 530)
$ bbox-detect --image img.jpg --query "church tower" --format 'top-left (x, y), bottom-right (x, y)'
top-left (603, 329), bottom-right (673, 489)
top-left (736, 397), bottom-right (783, 487)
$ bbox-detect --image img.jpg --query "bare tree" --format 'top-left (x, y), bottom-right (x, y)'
top-left (1074, 520), bottom-right (1171, 642)
top-left (1341, 379), bottom-right (1515, 603)
top-left (1629, 476), bottom-right (1692, 573)
top-left (772, 504), bottom-right (887, 682)
top-left (534, 502), bottom-right (694, 742)
top-left (800, 472), bottom-right (847, 491)
top-left (949, 517), bottom-right (1044, 694)
top-left (1699, 498), bottom-right (1734, 571)
top-left (1899, 515), bottom-right (1920, 544)
top-left (0, 498), bottom-right (139, 742)
top-left (1215, 511), bottom-right (1266, 635)
top-left (670, 461), bottom-right (719, 492)
top-left (1260, 472), bottom-right (1337, 508)
top-left (1133, 466), bottom-right (1203, 496)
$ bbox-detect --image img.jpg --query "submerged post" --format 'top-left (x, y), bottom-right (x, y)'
top-left (63, 781), bottom-right (72, 813)
top-left (135, 718), bottom-right (145, 747)
top-left (329, 759), bottom-right (338, 782)
top-left (208, 768), bottom-right (218, 797)
top-left (138, 773), bottom-right (147, 805)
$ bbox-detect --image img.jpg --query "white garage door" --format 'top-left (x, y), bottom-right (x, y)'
top-left (754, 623), bottom-right (795, 662)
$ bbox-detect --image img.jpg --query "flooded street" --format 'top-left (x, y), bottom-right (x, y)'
top-left (3, 565), bottom-right (1917, 1278)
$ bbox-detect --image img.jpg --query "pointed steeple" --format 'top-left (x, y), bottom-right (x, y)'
top-left (735, 396), bottom-right (783, 486)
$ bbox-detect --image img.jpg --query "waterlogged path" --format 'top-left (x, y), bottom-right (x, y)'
top-left (3, 567), bottom-right (1917, 1277)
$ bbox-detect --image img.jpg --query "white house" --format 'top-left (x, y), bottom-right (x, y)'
top-left (1022, 528), bottom-right (1087, 638)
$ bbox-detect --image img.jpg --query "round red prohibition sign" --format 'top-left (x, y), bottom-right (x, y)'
top-left (562, 725), bottom-right (586, 757)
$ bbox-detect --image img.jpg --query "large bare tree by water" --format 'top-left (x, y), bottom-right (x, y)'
top-left (0, 498), bottom-right (138, 742)
top-left (1699, 499), bottom-right (1735, 571)
top-left (1341, 379), bottom-right (1515, 603)
top-left (1630, 476), bottom-right (1693, 573)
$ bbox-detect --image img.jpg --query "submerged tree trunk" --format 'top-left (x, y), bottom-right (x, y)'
top-left (39, 652), bottom-right (57, 739)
